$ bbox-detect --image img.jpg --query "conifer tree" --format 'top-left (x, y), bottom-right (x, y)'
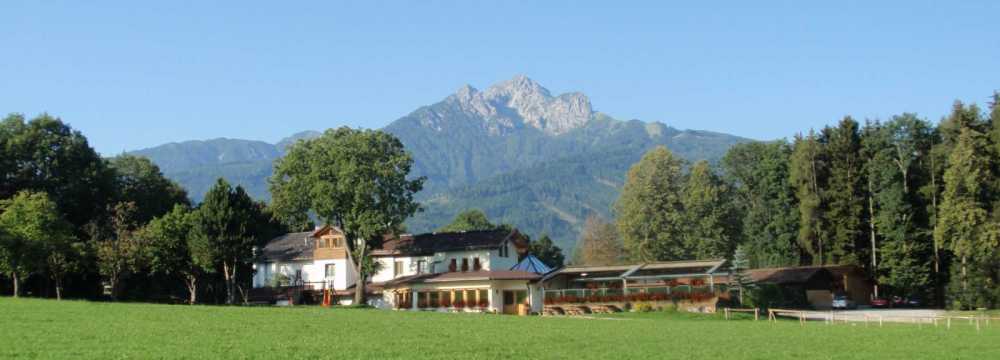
top-left (790, 131), bottom-right (827, 264)
top-left (935, 126), bottom-right (994, 309)
top-left (821, 117), bottom-right (865, 265)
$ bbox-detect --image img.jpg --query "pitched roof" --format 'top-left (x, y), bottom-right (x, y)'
top-left (260, 228), bottom-right (526, 262)
top-left (510, 255), bottom-right (553, 274)
top-left (259, 231), bottom-right (315, 262)
top-left (748, 266), bottom-right (831, 284)
top-left (372, 229), bottom-right (524, 256)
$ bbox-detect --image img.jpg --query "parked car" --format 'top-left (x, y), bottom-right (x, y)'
top-left (870, 297), bottom-right (889, 308)
top-left (906, 297), bottom-right (923, 308)
top-left (832, 294), bottom-right (856, 310)
top-left (891, 296), bottom-right (906, 308)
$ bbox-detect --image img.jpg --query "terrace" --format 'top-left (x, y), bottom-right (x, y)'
top-left (540, 260), bottom-right (729, 311)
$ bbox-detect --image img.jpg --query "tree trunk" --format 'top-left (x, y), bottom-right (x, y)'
top-left (109, 272), bottom-right (121, 301)
top-left (12, 273), bottom-right (19, 298)
top-left (185, 274), bottom-right (198, 305)
top-left (223, 261), bottom-right (235, 305)
top-left (868, 177), bottom-right (878, 298)
top-left (55, 278), bottom-right (63, 301)
top-left (354, 244), bottom-right (367, 306)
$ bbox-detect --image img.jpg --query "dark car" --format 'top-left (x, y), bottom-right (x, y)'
top-left (891, 296), bottom-right (906, 308)
top-left (870, 298), bottom-right (889, 308)
top-left (906, 297), bottom-right (922, 308)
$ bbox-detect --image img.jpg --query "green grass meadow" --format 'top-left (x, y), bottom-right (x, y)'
top-left (1, 298), bottom-right (997, 359)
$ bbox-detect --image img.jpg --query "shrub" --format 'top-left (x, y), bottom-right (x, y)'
top-left (634, 302), bottom-right (654, 312)
top-left (478, 299), bottom-right (489, 308)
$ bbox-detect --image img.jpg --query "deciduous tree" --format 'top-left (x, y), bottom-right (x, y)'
top-left (574, 215), bottom-right (623, 266)
top-left (0, 191), bottom-right (70, 297)
top-left (93, 202), bottom-right (145, 300)
top-left (615, 146), bottom-right (686, 261)
top-left (438, 209), bottom-right (497, 232)
top-left (270, 128), bottom-right (424, 305)
top-left (190, 179), bottom-right (266, 305)
top-left (681, 160), bottom-right (738, 259)
top-left (144, 204), bottom-right (201, 304)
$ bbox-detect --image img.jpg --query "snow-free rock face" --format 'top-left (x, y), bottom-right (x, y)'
top-left (444, 75), bottom-right (594, 136)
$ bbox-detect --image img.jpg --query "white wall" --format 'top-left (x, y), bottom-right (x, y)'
top-left (253, 258), bottom-right (358, 290)
top-left (371, 248), bottom-right (510, 283)
top-left (489, 241), bottom-right (519, 271)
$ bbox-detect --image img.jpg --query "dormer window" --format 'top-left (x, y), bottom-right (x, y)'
top-left (461, 258), bottom-right (469, 272)
top-left (473, 257), bottom-right (481, 271)
top-left (449, 259), bottom-right (457, 272)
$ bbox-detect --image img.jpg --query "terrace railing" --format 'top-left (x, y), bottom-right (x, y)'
top-left (544, 285), bottom-right (727, 303)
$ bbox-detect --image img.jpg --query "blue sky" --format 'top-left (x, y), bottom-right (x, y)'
top-left (2, 1), bottom-right (998, 155)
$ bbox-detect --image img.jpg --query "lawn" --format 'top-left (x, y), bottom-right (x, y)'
top-left (1, 298), bottom-right (997, 359)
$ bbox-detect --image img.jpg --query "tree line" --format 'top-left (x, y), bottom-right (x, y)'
top-left (574, 94), bottom-right (1000, 309)
top-left (0, 114), bottom-right (285, 303)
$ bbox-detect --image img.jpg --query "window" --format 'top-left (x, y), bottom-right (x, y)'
top-left (393, 260), bottom-right (404, 277)
top-left (332, 237), bottom-right (344, 248)
top-left (449, 259), bottom-right (457, 272)
top-left (461, 258), bottom-right (469, 272)
top-left (294, 269), bottom-right (302, 284)
top-left (429, 292), bottom-right (440, 307)
top-left (499, 243), bottom-right (508, 258)
top-left (417, 260), bottom-right (427, 274)
top-left (325, 264), bottom-right (336, 278)
top-left (473, 258), bottom-right (481, 271)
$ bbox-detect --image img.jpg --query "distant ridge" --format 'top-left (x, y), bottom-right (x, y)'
top-left (130, 76), bottom-right (751, 249)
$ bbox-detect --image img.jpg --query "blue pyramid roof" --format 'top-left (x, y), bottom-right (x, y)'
top-left (510, 255), bottom-right (553, 274)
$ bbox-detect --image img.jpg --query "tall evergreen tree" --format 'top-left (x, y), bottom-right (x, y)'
top-left (790, 131), bottom-right (827, 264)
top-left (615, 146), bottom-right (686, 261)
top-left (820, 117), bottom-right (865, 265)
top-left (935, 125), bottom-right (995, 309)
top-left (728, 245), bottom-right (755, 305)
top-left (722, 141), bottom-right (799, 267)
top-left (529, 234), bottom-right (565, 268)
top-left (681, 160), bottom-right (738, 259)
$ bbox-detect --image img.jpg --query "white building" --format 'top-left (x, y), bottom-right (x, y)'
top-left (252, 226), bottom-right (551, 314)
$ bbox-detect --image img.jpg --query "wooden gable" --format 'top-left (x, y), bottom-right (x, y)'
top-left (312, 225), bottom-right (348, 260)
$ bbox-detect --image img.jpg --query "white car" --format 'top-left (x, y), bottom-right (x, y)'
top-left (832, 295), bottom-right (856, 310)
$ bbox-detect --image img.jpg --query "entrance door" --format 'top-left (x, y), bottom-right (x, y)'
top-left (502, 290), bottom-right (528, 315)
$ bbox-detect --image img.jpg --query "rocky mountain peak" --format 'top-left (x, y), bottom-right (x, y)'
top-left (445, 75), bottom-right (594, 136)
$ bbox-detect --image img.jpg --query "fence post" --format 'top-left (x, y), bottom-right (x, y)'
top-left (724, 308), bottom-right (729, 320)
top-left (754, 308), bottom-right (759, 321)
top-left (879, 316), bottom-right (883, 327)
top-left (947, 316), bottom-right (951, 329)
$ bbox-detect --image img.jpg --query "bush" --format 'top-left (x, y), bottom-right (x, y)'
top-left (633, 302), bottom-right (654, 312)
